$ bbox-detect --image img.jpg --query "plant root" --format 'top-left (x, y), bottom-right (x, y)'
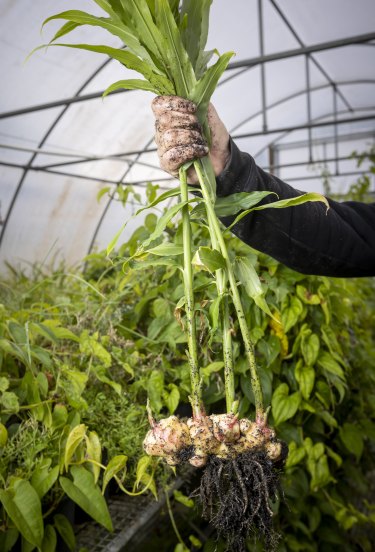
top-left (195, 449), bottom-right (287, 552)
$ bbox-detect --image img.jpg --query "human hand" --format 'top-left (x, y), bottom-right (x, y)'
top-left (152, 95), bottom-right (230, 183)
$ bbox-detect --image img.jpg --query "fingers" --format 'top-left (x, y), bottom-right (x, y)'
top-left (152, 95), bottom-right (208, 177)
top-left (152, 95), bottom-right (197, 115)
top-left (160, 144), bottom-right (208, 177)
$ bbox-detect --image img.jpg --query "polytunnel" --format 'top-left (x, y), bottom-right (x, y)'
top-left (1, 0), bottom-right (375, 270)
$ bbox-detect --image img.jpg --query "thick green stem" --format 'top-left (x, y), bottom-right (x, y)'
top-left (222, 294), bottom-right (236, 413)
top-left (194, 158), bottom-right (265, 417)
top-left (179, 167), bottom-right (202, 419)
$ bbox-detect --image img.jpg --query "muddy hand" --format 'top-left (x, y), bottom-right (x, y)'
top-left (152, 95), bottom-right (230, 183)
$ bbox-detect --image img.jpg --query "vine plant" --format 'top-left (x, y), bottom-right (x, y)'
top-left (35, 1), bottom-right (328, 548)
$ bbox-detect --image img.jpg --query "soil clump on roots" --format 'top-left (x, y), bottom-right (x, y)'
top-left (195, 447), bottom-right (288, 552)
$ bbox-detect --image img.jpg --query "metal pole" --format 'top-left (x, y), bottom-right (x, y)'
top-left (1, 33), bottom-right (374, 121)
top-left (258, 0), bottom-right (268, 131)
top-left (333, 86), bottom-right (339, 175)
top-left (305, 56), bottom-right (313, 162)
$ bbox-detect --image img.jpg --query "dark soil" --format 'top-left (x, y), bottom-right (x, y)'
top-left (193, 445), bottom-right (288, 552)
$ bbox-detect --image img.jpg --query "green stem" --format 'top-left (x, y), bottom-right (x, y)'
top-left (194, 158), bottom-right (265, 418)
top-left (179, 167), bottom-right (202, 419)
top-left (222, 294), bottom-right (236, 413)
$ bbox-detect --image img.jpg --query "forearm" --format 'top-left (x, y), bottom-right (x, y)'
top-left (216, 139), bottom-right (375, 278)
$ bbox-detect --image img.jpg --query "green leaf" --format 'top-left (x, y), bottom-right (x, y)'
top-left (145, 243), bottom-right (183, 256)
top-left (296, 285), bottom-right (321, 305)
top-left (64, 424), bottom-right (87, 472)
top-left (173, 489), bottom-right (194, 508)
top-left (60, 466), bottom-right (113, 531)
top-left (143, 201), bottom-right (189, 249)
top-left (1, 391), bottom-right (19, 412)
top-left (31, 465), bottom-right (59, 499)
top-left (41, 525), bottom-right (57, 552)
top-left (0, 528), bottom-right (19, 552)
top-left (166, 384), bottom-right (180, 414)
top-left (107, 220), bottom-right (127, 256)
top-left (295, 362), bottom-right (315, 400)
top-left (281, 296), bottom-right (303, 333)
top-left (285, 441), bottom-right (306, 469)
top-left (195, 246), bottom-right (226, 272)
top-left (301, 333), bottom-right (320, 366)
top-left (201, 361), bottom-right (224, 378)
top-left (227, 192), bottom-right (329, 230)
top-left (271, 383), bottom-right (301, 426)
top-left (180, 0), bottom-right (212, 75)
top-left (155, 0), bottom-right (196, 96)
top-left (0, 481), bottom-right (44, 548)
top-left (53, 43), bottom-right (173, 94)
top-left (318, 352), bottom-right (345, 380)
top-left (41, 10), bottom-right (158, 69)
top-left (102, 455), bottom-right (128, 494)
top-left (147, 370), bottom-right (165, 412)
top-left (53, 514), bottom-right (76, 552)
top-left (190, 51), bottom-right (234, 121)
top-left (213, 191), bottom-right (275, 217)
top-left (86, 431), bottom-right (102, 483)
top-left (103, 79), bottom-right (158, 96)
top-left (0, 376), bottom-right (10, 392)
top-left (52, 404), bottom-right (68, 430)
top-left (135, 456), bottom-right (152, 488)
top-left (340, 423), bottom-right (364, 461)
top-left (79, 331), bottom-right (112, 367)
top-left (235, 257), bottom-right (273, 318)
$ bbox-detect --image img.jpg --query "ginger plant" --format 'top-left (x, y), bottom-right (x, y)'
top-left (37, 1), bottom-right (328, 549)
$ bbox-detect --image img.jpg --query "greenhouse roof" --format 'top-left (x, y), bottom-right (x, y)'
top-left (1, 0), bottom-right (375, 270)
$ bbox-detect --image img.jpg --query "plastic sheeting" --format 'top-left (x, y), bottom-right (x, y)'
top-left (0, 0), bottom-right (374, 271)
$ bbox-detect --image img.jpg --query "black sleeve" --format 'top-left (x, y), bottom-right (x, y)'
top-left (216, 138), bottom-right (375, 278)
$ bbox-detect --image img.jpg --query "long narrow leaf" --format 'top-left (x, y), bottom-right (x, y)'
top-left (155, 0), bottom-right (196, 96)
top-left (42, 10), bottom-right (161, 73)
top-left (103, 79), bottom-right (158, 96)
top-left (228, 193), bottom-right (329, 230)
top-left (190, 51), bottom-right (234, 121)
top-left (180, 0), bottom-right (212, 76)
top-left (142, 201), bottom-right (189, 248)
top-left (53, 43), bottom-right (173, 94)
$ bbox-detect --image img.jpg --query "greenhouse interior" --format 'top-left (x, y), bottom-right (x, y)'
top-left (0, 0), bottom-right (374, 551)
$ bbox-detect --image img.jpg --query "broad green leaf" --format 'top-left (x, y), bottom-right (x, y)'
top-left (79, 331), bottom-right (112, 367)
top-left (201, 361), bottom-right (224, 377)
top-left (155, 0), bottom-right (196, 96)
top-left (0, 423), bottom-right (8, 447)
top-left (53, 514), bottom-right (75, 552)
top-left (318, 352), bottom-right (345, 380)
top-left (0, 481), bottom-right (44, 548)
top-left (64, 424), bottom-right (87, 471)
top-left (135, 456), bottom-right (152, 488)
top-left (91, 365), bottom-right (122, 395)
top-left (190, 51), bottom-right (234, 121)
top-left (130, 257), bottom-right (180, 271)
top-left (340, 423), bottom-right (364, 461)
top-left (301, 333), bottom-right (320, 366)
top-left (86, 431), bottom-right (102, 483)
top-left (59, 466), bottom-right (113, 531)
top-left (0, 376), bottom-right (9, 392)
top-left (52, 404), bottom-right (68, 430)
top-left (147, 370), bottom-right (164, 412)
top-left (271, 383), bottom-right (301, 426)
top-left (0, 527), bottom-right (19, 552)
top-left (166, 385), bottom-right (180, 414)
top-left (31, 465), bottom-right (59, 499)
top-left (103, 79), bottom-right (158, 96)
top-left (281, 296), bottom-right (303, 333)
top-left (145, 243), bottom-right (183, 256)
top-left (102, 455), bottom-right (128, 494)
top-left (295, 362), bottom-right (315, 400)
top-left (285, 441), bottom-right (306, 469)
top-left (1, 391), bottom-right (19, 412)
top-left (235, 257), bottom-right (273, 318)
top-left (297, 285), bottom-right (321, 305)
top-left (195, 246), bottom-right (226, 272)
top-left (41, 525), bottom-right (57, 552)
